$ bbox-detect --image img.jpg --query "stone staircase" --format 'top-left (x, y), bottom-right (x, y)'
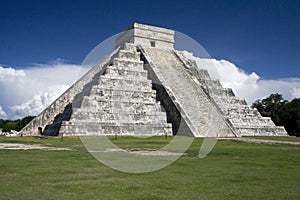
top-left (140, 47), bottom-right (235, 137)
top-left (59, 44), bottom-right (172, 136)
top-left (174, 51), bottom-right (287, 136)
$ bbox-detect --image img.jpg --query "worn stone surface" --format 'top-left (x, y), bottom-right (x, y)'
top-left (173, 50), bottom-right (287, 136)
top-left (139, 47), bottom-right (235, 137)
top-left (116, 23), bottom-right (174, 49)
top-left (20, 23), bottom-right (287, 137)
top-left (43, 43), bottom-right (171, 136)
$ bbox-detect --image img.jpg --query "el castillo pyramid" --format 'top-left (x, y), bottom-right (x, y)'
top-left (20, 23), bottom-right (287, 137)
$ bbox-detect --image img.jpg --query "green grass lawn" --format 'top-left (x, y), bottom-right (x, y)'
top-left (246, 136), bottom-right (300, 142)
top-left (0, 136), bottom-right (299, 200)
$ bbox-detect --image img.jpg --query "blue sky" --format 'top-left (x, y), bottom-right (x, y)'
top-left (0, 0), bottom-right (300, 119)
top-left (0, 0), bottom-right (299, 79)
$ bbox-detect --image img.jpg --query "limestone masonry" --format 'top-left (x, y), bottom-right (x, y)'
top-left (20, 23), bottom-right (287, 137)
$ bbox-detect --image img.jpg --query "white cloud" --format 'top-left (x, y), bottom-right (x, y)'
top-left (0, 60), bottom-right (88, 119)
top-left (10, 85), bottom-right (69, 119)
top-left (0, 67), bottom-right (25, 79)
top-left (183, 51), bottom-right (300, 104)
top-left (292, 88), bottom-right (300, 99)
top-left (1, 53), bottom-right (299, 120)
top-left (0, 105), bottom-right (7, 118)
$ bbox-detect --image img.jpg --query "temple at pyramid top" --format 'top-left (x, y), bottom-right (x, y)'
top-left (20, 23), bottom-right (288, 137)
top-left (115, 23), bottom-right (175, 49)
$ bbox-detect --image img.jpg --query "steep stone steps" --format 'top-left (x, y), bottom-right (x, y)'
top-left (59, 45), bottom-right (172, 136)
top-left (176, 50), bottom-right (287, 137)
top-left (141, 47), bottom-right (234, 137)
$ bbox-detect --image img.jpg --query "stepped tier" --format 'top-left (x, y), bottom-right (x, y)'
top-left (60, 122), bottom-right (172, 136)
top-left (41, 44), bottom-right (172, 136)
top-left (172, 50), bottom-right (287, 136)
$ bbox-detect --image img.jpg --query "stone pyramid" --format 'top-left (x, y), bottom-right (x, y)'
top-left (20, 23), bottom-right (287, 137)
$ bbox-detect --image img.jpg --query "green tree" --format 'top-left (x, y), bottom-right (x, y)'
top-left (252, 93), bottom-right (287, 125)
top-left (0, 116), bottom-right (35, 132)
top-left (252, 94), bottom-right (300, 136)
top-left (281, 98), bottom-right (300, 136)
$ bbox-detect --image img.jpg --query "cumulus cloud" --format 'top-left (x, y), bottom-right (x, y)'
top-left (0, 105), bottom-right (7, 118)
top-left (0, 67), bottom-right (26, 79)
top-left (10, 85), bottom-right (69, 119)
top-left (183, 51), bottom-right (300, 104)
top-left (292, 87), bottom-right (300, 99)
top-left (0, 60), bottom-right (88, 119)
top-left (1, 53), bottom-right (299, 120)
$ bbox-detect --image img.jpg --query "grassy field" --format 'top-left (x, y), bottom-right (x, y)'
top-left (247, 136), bottom-right (300, 142)
top-left (0, 136), bottom-right (299, 200)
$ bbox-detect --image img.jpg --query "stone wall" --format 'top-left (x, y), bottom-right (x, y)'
top-left (116, 23), bottom-right (174, 49)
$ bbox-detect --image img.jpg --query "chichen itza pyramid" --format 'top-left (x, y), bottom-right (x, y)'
top-left (20, 23), bottom-right (287, 137)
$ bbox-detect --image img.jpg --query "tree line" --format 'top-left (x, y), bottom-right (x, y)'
top-left (0, 116), bottom-right (35, 132)
top-left (251, 93), bottom-right (300, 136)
